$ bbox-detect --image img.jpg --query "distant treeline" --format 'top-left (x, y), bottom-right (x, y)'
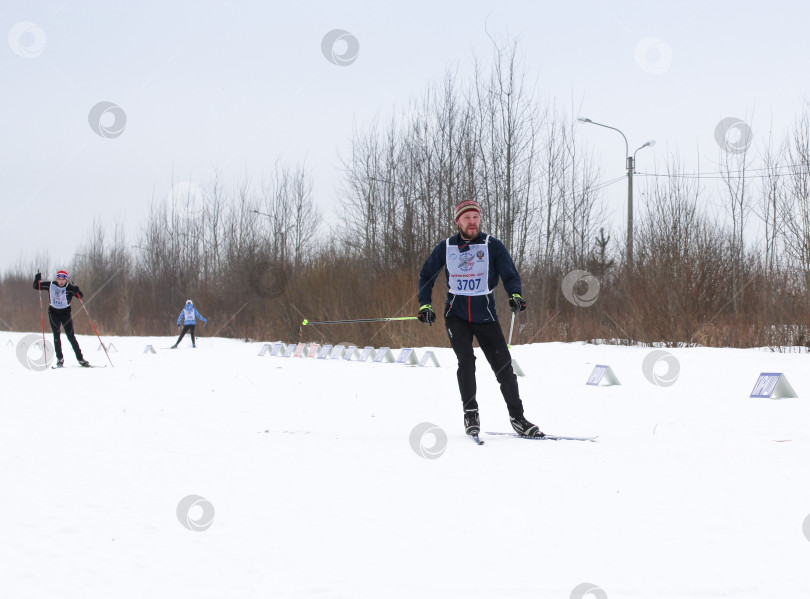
top-left (2, 40), bottom-right (810, 350)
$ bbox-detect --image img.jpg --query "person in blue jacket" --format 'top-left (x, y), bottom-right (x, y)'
top-left (171, 300), bottom-right (208, 348)
top-left (417, 199), bottom-right (542, 438)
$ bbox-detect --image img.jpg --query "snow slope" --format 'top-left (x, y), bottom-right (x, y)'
top-left (1, 332), bottom-right (809, 598)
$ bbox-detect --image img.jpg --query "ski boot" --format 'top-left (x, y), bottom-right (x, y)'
top-left (464, 411), bottom-right (480, 436)
top-left (510, 415), bottom-right (544, 437)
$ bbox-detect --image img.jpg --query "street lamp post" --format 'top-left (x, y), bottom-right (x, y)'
top-left (577, 117), bottom-right (654, 270)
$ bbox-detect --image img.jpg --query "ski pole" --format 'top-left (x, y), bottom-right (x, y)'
top-left (302, 316), bottom-right (418, 326)
top-left (75, 295), bottom-right (114, 367)
top-left (507, 311), bottom-right (516, 349)
top-left (37, 274), bottom-right (47, 365)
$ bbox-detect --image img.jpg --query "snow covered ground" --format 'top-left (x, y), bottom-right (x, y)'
top-left (2, 331), bottom-right (809, 598)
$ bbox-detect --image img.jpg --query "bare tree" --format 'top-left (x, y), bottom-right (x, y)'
top-left (473, 37), bottom-right (540, 267)
top-left (719, 118), bottom-right (754, 313)
top-left (780, 105), bottom-right (810, 298)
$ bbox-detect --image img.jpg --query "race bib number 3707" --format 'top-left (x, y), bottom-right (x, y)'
top-left (446, 242), bottom-right (490, 296)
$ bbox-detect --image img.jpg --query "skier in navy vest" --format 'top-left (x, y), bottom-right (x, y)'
top-left (171, 300), bottom-right (207, 348)
top-left (417, 200), bottom-right (542, 438)
top-left (32, 270), bottom-right (89, 367)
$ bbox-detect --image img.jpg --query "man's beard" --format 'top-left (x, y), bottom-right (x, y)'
top-left (458, 223), bottom-right (479, 239)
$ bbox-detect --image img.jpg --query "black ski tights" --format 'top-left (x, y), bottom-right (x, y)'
top-left (175, 324), bottom-right (196, 346)
top-left (49, 308), bottom-right (84, 361)
top-left (445, 314), bottom-right (524, 418)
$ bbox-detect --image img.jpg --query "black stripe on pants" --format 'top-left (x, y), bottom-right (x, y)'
top-left (445, 313), bottom-right (524, 418)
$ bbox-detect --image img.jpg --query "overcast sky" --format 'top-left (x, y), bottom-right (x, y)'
top-left (2, 0), bottom-right (809, 273)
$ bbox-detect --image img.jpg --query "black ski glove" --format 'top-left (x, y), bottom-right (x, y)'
top-left (73, 286), bottom-right (83, 299)
top-left (509, 293), bottom-right (527, 314)
top-left (34, 272), bottom-right (41, 283)
top-left (417, 304), bottom-right (436, 325)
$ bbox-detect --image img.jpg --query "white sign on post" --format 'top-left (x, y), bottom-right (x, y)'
top-left (396, 348), bottom-right (419, 366)
top-left (586, 364), bottom-right (621, 386)
top-left (750, 372), bottom-right (798, 399)
top-left (418, 351), bottom-right (441, 367)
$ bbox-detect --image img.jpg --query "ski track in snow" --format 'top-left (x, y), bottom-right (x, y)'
top-left (2, 332), bottom-right (810, 598)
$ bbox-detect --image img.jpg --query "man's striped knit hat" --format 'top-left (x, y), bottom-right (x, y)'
top-left (454, 199), bottom-right (481, 221)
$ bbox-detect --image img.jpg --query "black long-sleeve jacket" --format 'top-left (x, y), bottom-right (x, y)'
top-left (418, 232), bottom-right (522, 323)
top-left (33, 277), bottom-right (83, 311)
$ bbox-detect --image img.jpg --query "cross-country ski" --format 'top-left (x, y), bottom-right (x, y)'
top-left (484, 431), bottom-right (598, 442)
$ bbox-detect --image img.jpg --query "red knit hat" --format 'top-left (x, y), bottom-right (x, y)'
top-left (454, 199), bottom-right (481, 221)
top-left (56, 270), bottom-right (68, 279)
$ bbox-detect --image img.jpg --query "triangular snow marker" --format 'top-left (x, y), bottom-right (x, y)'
top-left (356, 346), bottom-right (375, 362)
top-left (373, 347), bottom-right (396, 363)
top-left (143, 344), bottom-right (157, 354)
top-left (396, 348), bottom-right (419, 366)
top-left (418, 351), bottom-right (441, 368)
top-left (586, 364), bottom-right (621, 386)
top-left (342, 346), bottom-right (360, 361)
top-left (750, 372), bottom-right (798, 399)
